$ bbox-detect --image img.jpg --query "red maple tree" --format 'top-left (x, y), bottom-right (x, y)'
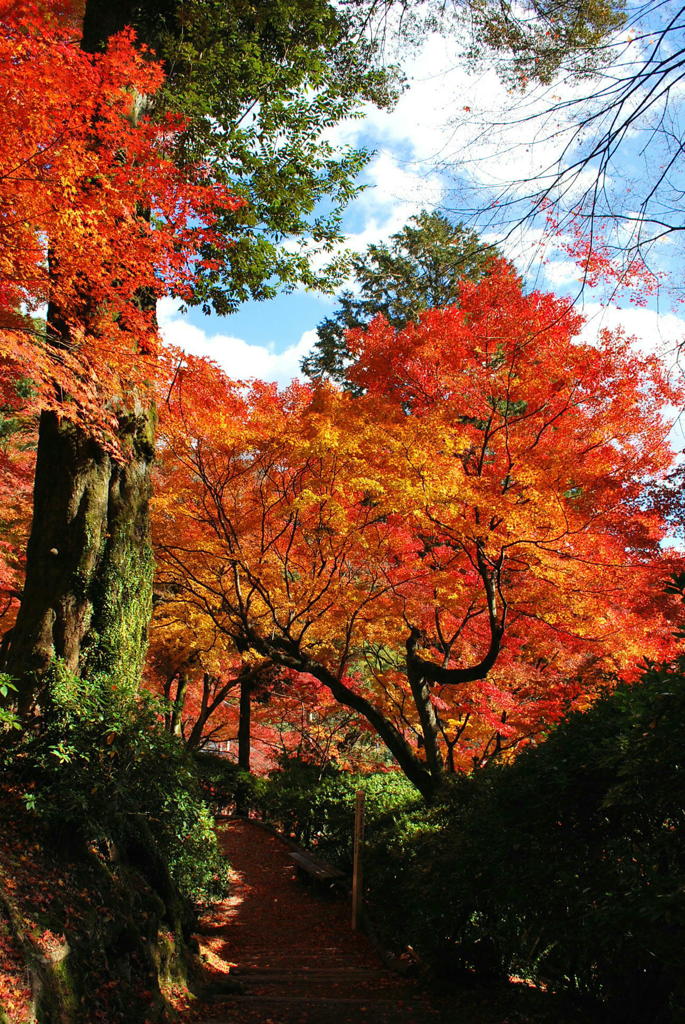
top-left (154, 264), bottom-right (683, 798)
top-left (0, 0), bottom-right (241, 446)
top-left (0, 2), bottom-right (245, 710)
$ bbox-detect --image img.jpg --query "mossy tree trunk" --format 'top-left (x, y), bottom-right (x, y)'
top-left (4, 404), bottom-right (155, 712)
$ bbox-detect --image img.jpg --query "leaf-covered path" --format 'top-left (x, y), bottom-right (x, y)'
top-left (194, 819), bottom-right (441, 1024)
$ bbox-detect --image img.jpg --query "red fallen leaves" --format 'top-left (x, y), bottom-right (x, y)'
top-left (0, 409), bottom-right (34, 638)
top-left (188, 820), bottom-right (441, 1023)
top-left (0, 792), bottom-right (171, 1023)
top-left (0, 929), bottom-right (32, 1023)
top-left (0, 796), bottom-right (71, 1022)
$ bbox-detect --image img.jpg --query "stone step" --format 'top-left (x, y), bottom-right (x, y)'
top-left (230, 967), bottom-right (388, 979)
top-left (214, 943), bottom-right (357, 952)
top-left (220, 952), bottom-right (371, 966)
top-left (198, 821), bottom-right (440, 1024)
top-left (227, 945), bottom-right (354, 955)
top-left (243, 976), bottom-right (403, 998)
top-left (200, 1007), bottom-right (430, 1024)
top-left (226, 951), bottom-right (370, 961)
top-left (210, 993), bottom-right (409, 1008)
top-left (228, 962), bottom-right (373, 974)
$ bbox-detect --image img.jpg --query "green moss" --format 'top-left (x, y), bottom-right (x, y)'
top-left (79, 405), bottom-right (156, 692)
top-left (36, 955), bottom-right (78, 1023)
top-left (80, 528), bottom-right (154, 692)
top-left (151, 924), bottom-right (188, 990)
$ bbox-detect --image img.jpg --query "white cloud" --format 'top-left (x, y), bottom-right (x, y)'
top-left (327, 33), bottom-right (463, 161)
top-left (157, 30), bottom-right (685, 383)
top-left (319, 31), bottom-right (636, 295)
top-left (340, 151), bottom-right (444, 257)
top-left (327, 25), bottom-right (670, 283)
top-left (158, 299), bottom-right (316, 388)
top-left (576, 303), bottom-right (685, 363)
top-left (543, 258), bottom-right (585, 288)
top-left (331, 30), bottom-right (603, 201)
top-left (363, 150), bottom-right (443, 215)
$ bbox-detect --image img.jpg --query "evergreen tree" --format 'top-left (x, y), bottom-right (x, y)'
top-left (302, 211), bottom-right (498, 386)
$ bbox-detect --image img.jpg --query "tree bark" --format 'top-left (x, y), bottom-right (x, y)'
top-left (169, 669), bottom-right (190, 738)
top-left (3, 403), bottom-right (155, 711)
top-left (407, 668), bottom-right (444, 781)
top-left (238, 674), bottom-right (252, 772)
top-left (237, 625), bottom-right (438, 801)
top-left (81, 0), bottom-right (177, 56)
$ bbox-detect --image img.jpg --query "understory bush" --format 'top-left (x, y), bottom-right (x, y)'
top-left (257, 757), bottom-right (422, 865)
top-left (194, 750), bottom-right (267, 815)
top-left (1, 664), bottom-right (229, 906)
top-left (366, 664), bottom-right (685, 1023)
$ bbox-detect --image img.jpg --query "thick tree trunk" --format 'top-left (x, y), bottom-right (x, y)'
top-left (81, 0), bottom-right (139, 50)
top-left (81, 0), bottom-right (177, 57)
top-left (4, 404), bottom-right (155, 711)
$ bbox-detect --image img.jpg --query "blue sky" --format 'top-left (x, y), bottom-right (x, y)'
top-left (159, 20), bottom-right (685, 406)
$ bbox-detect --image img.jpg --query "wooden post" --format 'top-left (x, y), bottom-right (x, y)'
top-left (352, 789), bottom-right (365, 930)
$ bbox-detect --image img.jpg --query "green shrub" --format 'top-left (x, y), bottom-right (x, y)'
top-left (0, 673), bottom-right (20, 733)
top-left (257, 756), bottom-right (421, 865)
top-left (1, 665), bottom-right (229, 906)
top-left (194, 750), bottom-right (267, 815)
top-left (363, 665), bottom-right (685, 1022)
top-left (254, 667), bottom-right (685, 1022)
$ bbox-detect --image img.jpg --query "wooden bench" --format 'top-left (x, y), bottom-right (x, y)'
top-left (288, 849), bottom-right (346, 891)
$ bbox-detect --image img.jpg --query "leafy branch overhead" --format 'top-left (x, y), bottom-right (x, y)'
top-left (0, 0), bottom-right (398, 714)
top-left (341, 0), bottom-right (626, 84)
top-left (155, 0), bottom-right (400, 311)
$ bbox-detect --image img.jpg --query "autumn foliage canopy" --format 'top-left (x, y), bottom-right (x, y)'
top-left (0, 0), bottom-right (240, 447)
top-left (0, 0), bottom-right (242, 644)
top-left (155, 263), bottom-right (682, 795)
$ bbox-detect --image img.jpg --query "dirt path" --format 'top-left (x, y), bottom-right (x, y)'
top-left (193, 819), bottom-right (441, 1024)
